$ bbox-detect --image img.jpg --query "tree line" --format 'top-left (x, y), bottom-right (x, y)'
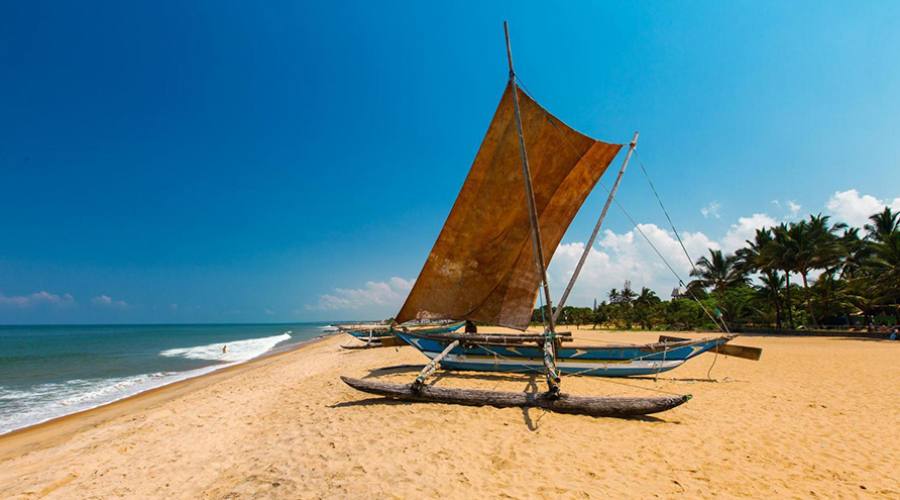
top-left (535, 207), bottom-right (900, 332)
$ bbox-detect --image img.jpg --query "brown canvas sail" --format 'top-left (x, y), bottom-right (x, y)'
top-left (396, 83), bottom-right (622, 330)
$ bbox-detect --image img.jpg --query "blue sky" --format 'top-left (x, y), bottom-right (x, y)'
top-left (2, 1), bottom-right (899, 324)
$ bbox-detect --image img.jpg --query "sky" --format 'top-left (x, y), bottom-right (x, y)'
top-left (1, 1), bottom-right (899, 324)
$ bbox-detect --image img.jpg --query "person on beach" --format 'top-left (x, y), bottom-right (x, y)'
top-left (222, 344), bottom-right (228, 354)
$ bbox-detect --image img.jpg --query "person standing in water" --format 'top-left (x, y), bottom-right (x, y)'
top-left (222, 344), bottom-right (228, 354)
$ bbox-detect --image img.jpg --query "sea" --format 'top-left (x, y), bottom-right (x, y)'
top-left (0, 322), bottom-right (340, 435)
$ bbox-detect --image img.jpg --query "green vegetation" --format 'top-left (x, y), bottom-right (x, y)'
top-left (537, 208), bottom-right (900, 332)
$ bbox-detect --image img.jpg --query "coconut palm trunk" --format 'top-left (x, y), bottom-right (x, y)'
top-left (784, 271), bottom-right (794, 329)
top-left (800, 272), bottom-right (819, 327)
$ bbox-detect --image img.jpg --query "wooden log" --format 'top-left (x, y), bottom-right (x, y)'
top-left (658, 336), bottom-right (762, 361)
top-left (341, 376), bottom-right (690, 417)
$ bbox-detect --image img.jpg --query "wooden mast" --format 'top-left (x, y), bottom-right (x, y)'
top-left (553, 131), bottom-right (639, 323)
top-left (503, 21), bottom-right (561, 395)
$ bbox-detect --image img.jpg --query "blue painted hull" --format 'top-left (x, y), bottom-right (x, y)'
top-left (397, 332), bottom-right (732, 377)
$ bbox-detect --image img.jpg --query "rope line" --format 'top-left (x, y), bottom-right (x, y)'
top-left (516, 75), bottom-right (731, 333)
top-left (516, 77), bottom-right (727, 334)
top-left (634, 150), bottom-right (699, 276)
top-left (706, 348), bottom-right (720, 380)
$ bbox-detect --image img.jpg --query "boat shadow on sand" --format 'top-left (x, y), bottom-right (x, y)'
top-left (332, 366), bottom-right (671, 428)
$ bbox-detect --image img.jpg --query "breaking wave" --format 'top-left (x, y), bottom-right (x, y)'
top-left (159, 332), bottom-right (291, 363)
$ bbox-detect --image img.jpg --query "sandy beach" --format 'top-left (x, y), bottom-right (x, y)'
top-left (1, 330), bottom-right (897, 498)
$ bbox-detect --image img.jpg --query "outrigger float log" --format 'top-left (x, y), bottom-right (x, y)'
top-left (341, 376), bottom-right (690, 417)
top-left (340, 22), bottom-right (758, 417)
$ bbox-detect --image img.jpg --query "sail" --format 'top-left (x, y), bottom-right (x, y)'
top-left (396, 83), bottom-right (622, 330)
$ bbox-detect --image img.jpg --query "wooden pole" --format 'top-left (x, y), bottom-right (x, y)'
top-left (412, 340), bottom-right (460, 391)
top-left (553, 132), bottom-right (639, 323)
top-left (503, 21), bottom-right (560, 395)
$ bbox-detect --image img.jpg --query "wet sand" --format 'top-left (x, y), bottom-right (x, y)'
top-left (1, 330), bottom-right (897, 498)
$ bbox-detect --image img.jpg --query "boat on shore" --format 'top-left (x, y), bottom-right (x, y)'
top-left (396, 332), bottom-right (736, 377)
top-left (339, 321), bottom-right (464, 348)
top-left (342, 22), bottom-right (759, 417)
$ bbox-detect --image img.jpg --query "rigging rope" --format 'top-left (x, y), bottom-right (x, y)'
top-left (634, 151), bottom-right (699, 276)
top-left (515, 77), bottom-right (728, 334)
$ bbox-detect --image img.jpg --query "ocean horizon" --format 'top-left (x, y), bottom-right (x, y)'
top-left (0, 322), bottom-right (359, 435)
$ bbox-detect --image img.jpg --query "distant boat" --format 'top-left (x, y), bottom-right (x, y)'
top-left (339, 321), bottom-right (464, 349)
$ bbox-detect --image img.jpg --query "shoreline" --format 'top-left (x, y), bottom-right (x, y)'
top-left (0, 333), bottom-right (336, 460)
top-left (2, 330), bottom-right (897, 497)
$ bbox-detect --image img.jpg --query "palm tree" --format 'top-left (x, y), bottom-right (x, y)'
top-left (756, 271), bottom-right (785, 329)
top-left (633, 287), bottom-right (661, 330)
top-left (867, 231), bottom-right (900, 307)
top-left (689, 249), bottom-right (748, 293)
top-left (810, 271), bottom-right (855, 325)
top-left (864, 207), bottom-right (899, 242)
top-left (735, 228), bottom-right (787, 329)
top-left (735, 228), bottom-right (774, 275)
top-left (764, 223), bottom-right (798, 328)
top-left (806, 214), bottom-right (846, 273)
top-left (838, 228), bottom-right (870, 279)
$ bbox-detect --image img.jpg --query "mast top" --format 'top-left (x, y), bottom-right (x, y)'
top-left (503, 21), bottom-right (515, 79)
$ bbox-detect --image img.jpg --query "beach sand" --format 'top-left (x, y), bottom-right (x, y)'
top-left (1, 330), bottom-right (897, 498)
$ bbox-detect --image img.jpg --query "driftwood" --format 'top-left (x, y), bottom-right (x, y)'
top-left (341, 376), bottom-right (690, 417)
top-left (658, 335), bottom-right (762, 361)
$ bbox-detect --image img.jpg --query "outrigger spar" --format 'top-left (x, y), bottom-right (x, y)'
top-left (340, 22), bottom-right (707, 417)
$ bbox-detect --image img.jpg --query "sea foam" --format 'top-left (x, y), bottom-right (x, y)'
top-left (0, 331), bottom-right (293, 435)
top-left (159, 332), bottom-right (291, 363)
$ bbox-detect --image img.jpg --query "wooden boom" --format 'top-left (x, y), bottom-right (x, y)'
top-left (341, 376), bottom-right (690, 417)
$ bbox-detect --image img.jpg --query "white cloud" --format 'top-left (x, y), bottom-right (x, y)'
top-left (720, 213), bottom-right (778, 253)
top-left (700, 201), bottom-right (721, 219)
top-left (826, 189), bottom-right (900, 227)
top-left (770, 199), bottom-right (802, 221)
top-left (91, 294), bottom-right (129, 309)
top-left (0, 291), bottom-right (75, 308)
top-left (308, 277), bottom-right (414, 311)
top-left (309, 189), bottom-right (894, 311)
top-left (547, 224), bottom-right (719, 306)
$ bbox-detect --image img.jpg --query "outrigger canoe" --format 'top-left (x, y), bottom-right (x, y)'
top-left (396, 331), bottom-right (737, 377)
top-left (343, 321), bottom-right (465, 342)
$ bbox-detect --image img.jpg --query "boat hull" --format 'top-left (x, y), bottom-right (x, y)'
top-left (345, 321), bottom-right (465, 341)
top-left (397, 332), bottom-right (732, 377)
